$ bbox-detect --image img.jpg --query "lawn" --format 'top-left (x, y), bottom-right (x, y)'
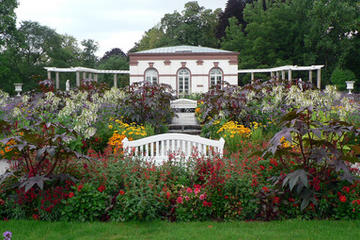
top-left (0, 220), bottom-right (359, 240)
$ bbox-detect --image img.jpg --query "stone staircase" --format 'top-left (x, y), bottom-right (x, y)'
top-left (168, 112), bottom-right (201, 135)
top-left (169, 99), bottom-right (202, 135)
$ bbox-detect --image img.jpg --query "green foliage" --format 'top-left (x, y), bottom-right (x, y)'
top-left (331, 67), bottom-right (356, 91)
top-left (132, 1), bottom-right (221, 51)
top-left (265, 107), bottom-right (360, 210)
top-left (61, 183), bottom-right (108, 222)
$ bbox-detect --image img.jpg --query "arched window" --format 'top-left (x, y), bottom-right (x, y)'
top-left (145, 69), bottom-right (158, 84)
top-left (210, 68), bottom-right (222, 87)
top-left (178, 68), bottom-right (190, 95)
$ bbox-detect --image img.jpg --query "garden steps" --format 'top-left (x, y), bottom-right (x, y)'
top-left (169, 112), bottom-right (201, 135)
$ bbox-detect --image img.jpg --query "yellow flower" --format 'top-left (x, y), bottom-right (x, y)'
top-left (108, 125), bottom-right (113, 129)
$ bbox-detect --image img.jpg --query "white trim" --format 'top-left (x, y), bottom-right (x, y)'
top-left (237, 65), bottom-right (324, 74)
top-left (44, 67), bottom-right (129, 74)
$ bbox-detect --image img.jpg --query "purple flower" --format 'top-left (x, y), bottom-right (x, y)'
top-left (3, 231), bottom-right (12, 240)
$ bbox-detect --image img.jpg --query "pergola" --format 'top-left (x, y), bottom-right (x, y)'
top-left (238, 65), bottom-right (324, 89)
top-left (44, 67), bottom-right (129, 89)
top-left (44, 64), bottom-right (325, 90)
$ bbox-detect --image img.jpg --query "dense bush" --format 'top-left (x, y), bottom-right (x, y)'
top-left (331, 67), bottom-right (356, 91)
top-left (122, 81), bottom-right (175, 133)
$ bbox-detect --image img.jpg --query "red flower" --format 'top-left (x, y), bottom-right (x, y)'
top-left (202, 200), bottom-right (212, 207)
top-left (68, 192), bottom-right (74, 198)
top-left (262, 186), bottom-right (269, 192)
top-left (288, 198), bottom-right (295, 202)
top-left (224, 195), bottom-right (229, 199)
top-left (273, 196), bottom-right (280, 204)
top-left (259, 165), bottom-right (265, 170)
top-left (77, 184), bottom-right (83, 192)
top-left (32, 214), bottom-right (39, 220)
top-left (0, 198), bottom-right (4, 205)
top-left (193, 184), bottom-right (201, 189)
top-left (98, 185), bottom-right (106, 193)
top-left (339, 195), bottom-right (347, 203)
top-left (270, 158), bottom-right (278, 167)
top-left (176, 196), bottom-right (183, 204)
top-left (186, 187), bottom-right (192, 193)
top-left (166, 192), bottom-right (171, 200)
top-left (342, 186), bottom-right (350, 193)
top-left (119, 190), bottom-right (125, 195)
top-left (194, 188), bottom-right (201, 195)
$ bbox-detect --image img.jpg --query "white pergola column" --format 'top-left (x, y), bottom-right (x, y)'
top-left (276, 71), bottom-right (280, 79)
top-left (251, 72), bottom-right (254, 84)
top-left (55, 72), bottom-right (60, 90)
top-left (281, 71), bottom-right (285, 80)
top-left (82, 72), bottom-right (86, 80)
top-left (113, 74), bottom-right (118, 88)
top-left (288, 70), bottom-right (292, 81)
top-left (94, 73), bottom-right (98, 82)
top-left (309, 70), bottom-right (313, 84)
top-left (76, 71), bottom-right (80, 87)
top-left (47, 71), bottom-right (51, 80)
top-left (317, 69), bottom-right (321, 89)
top-left (270, 72), bottom-right (274, 78)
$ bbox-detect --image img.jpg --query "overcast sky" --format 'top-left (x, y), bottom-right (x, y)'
top-left (15, 0), bottom-right (227, 57)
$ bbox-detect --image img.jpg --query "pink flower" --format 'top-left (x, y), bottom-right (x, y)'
top-left (176, 196), bottom-right (183, 204)
top-left (186, 187), bottom-right (193, 193)
top-left (199, 193), bottom-right (206, 200)
top-left (194, 188), bottom-right (201, 195)
top-left (185, 196), bottom-right (190, 201)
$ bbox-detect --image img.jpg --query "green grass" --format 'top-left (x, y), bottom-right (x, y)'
top-left (0, 220), bottom-right (359, 240)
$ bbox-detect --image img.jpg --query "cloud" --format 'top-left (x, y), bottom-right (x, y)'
top-left (16, 0), bottom-right (226, 56)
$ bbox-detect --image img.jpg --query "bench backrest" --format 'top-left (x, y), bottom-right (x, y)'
top-left (170, 99), bottom-right (197, 109)
top-left (122, 133), bottom-right (225, 163)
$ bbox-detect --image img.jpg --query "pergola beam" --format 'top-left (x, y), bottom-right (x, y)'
top-left (238, 65), bottom-right (324, 88)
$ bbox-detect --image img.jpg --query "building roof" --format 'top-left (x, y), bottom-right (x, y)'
top-left (132, 45), bottom-right (237, 55)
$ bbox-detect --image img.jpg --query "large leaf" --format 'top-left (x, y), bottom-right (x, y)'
top-left (19, 175), bottom-right (50, 192)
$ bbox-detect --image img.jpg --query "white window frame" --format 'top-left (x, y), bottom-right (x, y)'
top-left (145, 68), bottom-right (158, 84)
top-left (210, 68), bottom-right (223, 87)
top-left (178, 68), bottom-right (191, 96)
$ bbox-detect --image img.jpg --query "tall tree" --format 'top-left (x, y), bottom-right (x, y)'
top-left (0, 0), bottom-right (17, 48)
top-left (100, 48), bottom-right (126, 62)
top-left (80, 39), bottom-right (98, 68)
top-left (216, 0), bottom-right (254, 39)
top-left (132, 1), bottom-right (222, 51)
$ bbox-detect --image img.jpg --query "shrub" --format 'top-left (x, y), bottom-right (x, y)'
top-left (61, 183), bottom-right (108, 222)
top-left (122, 82), bottom-right (175, 132)
top-left (264, 107), bottom-right (360, 211)
top-left (331, 67), bottom-right (356, 91)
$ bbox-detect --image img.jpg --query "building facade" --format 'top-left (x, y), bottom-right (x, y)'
top-left (129, 45), bottom-right (239, 96)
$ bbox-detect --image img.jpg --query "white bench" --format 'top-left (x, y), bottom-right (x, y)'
top-left (170, 99), bottom-right (197, 110)
top-left (122, 133), bottom-right (225, 163)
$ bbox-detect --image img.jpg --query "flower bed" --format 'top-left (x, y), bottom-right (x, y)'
top-left (0, 80), bottom-right (359, 222)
